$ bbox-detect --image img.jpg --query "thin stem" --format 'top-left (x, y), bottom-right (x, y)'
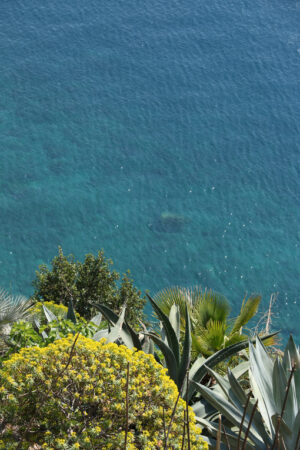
top-left (186, 370), bottom-right (191, 450)
top-left (165, 369), bottom-right (187, 449)
top-left (271, 363), bottom-right (296, 450)
top-left (163, 407), bottom-right (167, 448)
top-left (222, 424), bottom-right (231, 450)
top-left (237, 393), bottom-right (251, 450)
top-left (216, 414), bottom-right (222, 450)
top-left (164, 390), bottom-right (181, 450)
top-left (124, 362), bottom-right (130, 449)
top-left (242, 399), bottom-right (258, 450)
top-left (181, 410), bottom-right (186, 450)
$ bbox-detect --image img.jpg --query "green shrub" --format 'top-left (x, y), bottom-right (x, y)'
top-left (0, 335), bottom-right (208, 449)
top-left (31, 247), bottom-right (146, 327)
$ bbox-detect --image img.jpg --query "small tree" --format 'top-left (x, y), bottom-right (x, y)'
top-left (31, 247), bottom-right (146, 327)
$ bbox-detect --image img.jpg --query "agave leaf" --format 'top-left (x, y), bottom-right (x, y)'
top-left (249, 337), bottom-right (276, 436)
top-left (93, 329), bottom-right (109, 341)
top-left (290, 409), bottom-right (300, 449)
top-left (177, 305), bottom-right (191, 391)
top-left (231, 361), bottom-right (249, 379)
top-left (90, 313), bottom-right (102, 327)
top-left (147, 294), bottom-right (180, 364)
top-left (147, 332), bottom-right (178, 384)
top-left (169, 304), bottom-right (180, 341)
top-left (227, 369), bottom-right (273, 445)
top-left (231, 295), bottom-right (261, 335)
top-left (192, 399), bottom-right (217, 420)
top-left (106, 305), bottom-right (126, 343)
top-left (283, 335), bottom-right (300, 370)
top-left (189, 355), bottom-right (206, 380)
top-left (66, 298), bottom-right (77, 324)
top-left (188, 332), bottom-right (279, 402)
top-left (191, 381), bottom-right (265, 449)
top-left (42, 305), bottom-right (58, 323)
top-left (91, 303), bottom-right (142, 350)
top-left (273, 358), bottom-right (288, 414)
top-left (195, 417), bottom-right (255, 449)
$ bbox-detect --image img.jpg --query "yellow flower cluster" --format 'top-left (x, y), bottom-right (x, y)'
top-left (0, 335), bottom-right (207, 449)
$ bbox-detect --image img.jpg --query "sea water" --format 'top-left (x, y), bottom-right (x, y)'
top-left (0, 0), bottom-right (299, 339)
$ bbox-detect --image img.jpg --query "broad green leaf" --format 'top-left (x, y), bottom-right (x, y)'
top-left (195, 417), bottom-right (255, 450)
top-left (147, 332), bottom-right (178, 384)
top-left (188, 332), bottom-right (278, 402)
top-left (249, 338), bottom-right (276, 435)
top-left (169, 304), bottom-right (180, 341)
top-left (147, 294), bottom-right (180, 364)
top-left (91, 303), bottom-right (142, 350)
top-left (90, 313), bottom-right (102, 327)
top-left (191, 381), bottom-right (265, 449)
top-left (177, 305), bottom-right (191, 391)
top-left (93, 329), bottom-right (109, 341)
top-left (106, 305), bottom-right (127, 344)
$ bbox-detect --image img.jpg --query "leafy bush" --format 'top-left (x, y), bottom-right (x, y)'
top-left (0, 335), bottom-right (208, 449)
top-left (31, 247), bottom-right (146, 327)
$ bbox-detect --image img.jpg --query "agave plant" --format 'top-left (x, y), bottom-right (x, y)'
top-left (193, 336), bottom-right (300, 449)
top-left (0, 288), bottom-right (32, 335)
top-left (92, 295), bottom-right (278, 400)
top-left (154, 286), bottom-right (267, 358)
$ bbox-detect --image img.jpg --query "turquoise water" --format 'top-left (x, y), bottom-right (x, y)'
top-left (0, 0), bottom-right (299, 338)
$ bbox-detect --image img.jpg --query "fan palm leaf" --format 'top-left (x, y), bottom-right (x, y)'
top-left (0, 288), bottom-right (32, 335)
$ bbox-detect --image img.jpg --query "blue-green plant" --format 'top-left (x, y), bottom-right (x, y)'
top-left (193, 336), bottom-right (300, 449)
top-left (92, 295), bottom-right (278, 400)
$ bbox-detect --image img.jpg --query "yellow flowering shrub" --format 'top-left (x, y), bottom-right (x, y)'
top-left (0, 335), bottom-right (207, 449)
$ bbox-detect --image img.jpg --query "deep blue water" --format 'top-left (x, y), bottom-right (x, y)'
top-left (0, 0), bottom-right (299, 339)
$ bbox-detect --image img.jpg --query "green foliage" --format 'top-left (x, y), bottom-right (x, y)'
top-left (154, 286), bottom-right (269, 358)
top-left (0, 335), bottom-right (207, 449)
top-left (96, 296), bottom-right (277, 405)
top-left (31, 246), bottom-right (146, 327)
top-left (193, 336), bottom-right (300, 449)
top-left (147, 295), bottom-right (278, 404)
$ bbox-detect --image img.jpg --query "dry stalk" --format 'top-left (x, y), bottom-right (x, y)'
top-left (124, 362), bottom-right (130, 449)
top-left (237, 392), bottom-right (251, 450)
top-left (216, 414), bottom-right (222, 450)
top-left (241, 399), bottom-right (258, 450)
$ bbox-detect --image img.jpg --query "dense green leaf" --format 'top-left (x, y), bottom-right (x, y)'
top-left (147, 332), bottom-right (178, 384)
top-left (147, 294), bottom-right (180, 364)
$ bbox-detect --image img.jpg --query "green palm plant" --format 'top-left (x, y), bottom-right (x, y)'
top-left (0, 288), bottom-right (32, 335)
top-left (154, 286), bottom-right (269, 358)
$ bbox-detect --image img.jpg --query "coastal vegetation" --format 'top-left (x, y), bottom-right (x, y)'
top-left (0, 248), bottom-right (299, 449)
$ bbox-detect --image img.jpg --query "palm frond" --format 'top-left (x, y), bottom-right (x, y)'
top-left (153, 286), bottom-right (191, 320)
top-left (230, 295), bottom-right (261, 335)
top-left (0, 288), bottom-right (32, 333)
top-left (192, 290), bottom-right (231, 328)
